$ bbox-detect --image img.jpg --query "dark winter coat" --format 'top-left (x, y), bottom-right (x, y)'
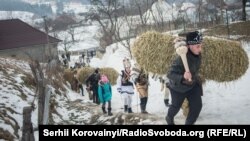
top-left (167, 49), bottom-right (201, 93)
top-left (86, 72), bottom-right (100, 90)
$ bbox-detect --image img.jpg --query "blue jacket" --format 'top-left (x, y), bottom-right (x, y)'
top-left (98, 82), bottom-right (112, 103)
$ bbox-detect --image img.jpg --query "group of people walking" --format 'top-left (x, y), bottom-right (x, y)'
top-left (70, 31), bottom-right (204, 124)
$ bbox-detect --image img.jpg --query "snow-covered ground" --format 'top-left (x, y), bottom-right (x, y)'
top-left (1, 2), bottom-right (250, 140)
top-left (83, 40), bottom-right (250, 125)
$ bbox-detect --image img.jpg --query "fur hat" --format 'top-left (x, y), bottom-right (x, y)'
top-left (186, 31), bottom-right (202, 45)
top-left (123, 57), bottom-right (131, 68)
top-left (95, 68), bottom-right (99, 73)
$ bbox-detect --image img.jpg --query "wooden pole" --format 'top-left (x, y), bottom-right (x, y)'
top-left (21, 107), bottom-right (35, 141)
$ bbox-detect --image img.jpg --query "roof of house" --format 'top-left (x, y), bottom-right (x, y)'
top-left (0, 19), bottom-right (61, 51)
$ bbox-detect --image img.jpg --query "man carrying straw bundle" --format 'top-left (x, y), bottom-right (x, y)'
top-left (166, 31), bottom-right (203, 125)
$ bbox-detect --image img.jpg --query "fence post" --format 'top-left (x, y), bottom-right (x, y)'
top-left (38, 79), bottom-right (45, 125)
top-left (226, 8), bottom-right (230, 39)
top-left (21, 107), bottom-right (35, 141)
top-left (43, 86), bottom-right (51, 124)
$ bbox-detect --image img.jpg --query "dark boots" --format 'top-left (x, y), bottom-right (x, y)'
top-left (124, 105), bottom-right (128, 113)
top-left (102, 107), bottom-right (107, 114)
top-left (108, 108), bottom-right (113, 116)
top-left (128, 107), bottom-right (133, 113)
top-left (164, 99), bottom-right (169, 107)
top-left (165, 116), bottom-right (175, 125)
top-left (140, 97), bottom-right (148, 114)
top-left (102, 107), bottom-right (112, 116)
top-left (124, 105), bottom-right (133, 113)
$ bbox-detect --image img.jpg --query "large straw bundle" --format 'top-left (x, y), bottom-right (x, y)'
top-left (99, 67), bottom-right (119, 85)
top-left (77, 67), bottom-right (95, 84)
top-left (132, 31), bottom-right (175, 74)
top-left (77, 67), bottom-right (119, 85)
top-left (132, 31), bottom-right (249, 82)
top-left (201, 37), bottom-right (249, 82)
top-left (63, 69), bottom-right (75, 84)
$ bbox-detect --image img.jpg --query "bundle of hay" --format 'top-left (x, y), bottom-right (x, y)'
top-left (77, 67), bottom-right (95, 84)
top-left (63, 69), bottom-right (75, 84)
top-left (99, 67), bottom-right (119, 85)
top-left (132, 31), bottom-right (249, 82)
top-left (132, 31), bottom-right (175, 74)
top-left (76, 67), bottom-right (119, 85)
top-left (201, 37), bottom-right (249, 82)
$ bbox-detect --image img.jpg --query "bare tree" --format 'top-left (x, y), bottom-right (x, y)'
top-left (134, 0), bottom-right (154, 27)
top-left (114, 0), bottom-right (156, 58)
top-left (220, 0), bottom-right (224, 24)
top-left (62, 36), bottom-right (73, 53)
top-left (67, 25), bottom-right (76, 42)
top-left (196, 0), bottom-right (203, 28)
top-left (242, 0), bottom-right (247, 21)
top-left (88, 0), bottom-right (120, 47)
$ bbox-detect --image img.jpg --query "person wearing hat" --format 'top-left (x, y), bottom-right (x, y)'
top-left (166, 31), bottom-right (203, 125)
top-left (117, 58), bottom-right (135, 113)
top-left (98, 74), bottom-right (113, 116)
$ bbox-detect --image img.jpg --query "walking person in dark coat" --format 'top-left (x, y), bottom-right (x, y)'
top-left (166, 31), bottom-right (203, 125)
top-left (86, 68), bottom-right (101, 104)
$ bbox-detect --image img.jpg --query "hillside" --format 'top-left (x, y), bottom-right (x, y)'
top-left (0, 57), bottom-right (164, 140)
top-left (204, 21), bottom-right (250, 41)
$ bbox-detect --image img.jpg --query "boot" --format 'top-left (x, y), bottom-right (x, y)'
top-left (165, 116), bottom-right (175, 125)
top-left (128, 108), bottom-right (133, 113)
top-left (141, 98), bottom-right (148, 114)
top-left (102, 107), bottom-right (107, 114)
top-left (108, 108), bottom-right (113, 116)
top-left (124, 105), bottom-right (128, 113)
top-left (164, 99), bottom-right (169, 107)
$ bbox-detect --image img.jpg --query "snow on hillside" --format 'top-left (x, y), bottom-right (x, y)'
top-left (0, 57), bottom-right (38, 140)
top-left (63, 3), bottom-right (92, 14)
top-left (57, 22), bottom-right (100, 52)
top-left (143, 0), bottom-right (178, 24)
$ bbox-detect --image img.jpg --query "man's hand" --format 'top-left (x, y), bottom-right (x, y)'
top-left (184, 71), bottom-right (192, 81)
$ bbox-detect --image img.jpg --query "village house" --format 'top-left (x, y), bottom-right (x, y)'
top-left (0, 19), bottom-right (61, 62)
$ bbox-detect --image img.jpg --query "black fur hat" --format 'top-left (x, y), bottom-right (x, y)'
top-left (95, 68), bottom-right (99, 73)
top-left (186, 31), bottom-right (202, 45)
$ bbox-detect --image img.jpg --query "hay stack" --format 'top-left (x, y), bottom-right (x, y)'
top-left (99, 67), bottom-right (119, 85)
top-left (63, 69), bottom-right (75, 84)
top-left (132, 31), bottom-right (175, 74)
top-left (201, 37), bottom-right (249, 82)
top-left (76, 67), bottom-right (119, 85)
top-left (132, 31), bottom-right (249, 82)
top-left (77, 67), bottom-right (95, 84)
